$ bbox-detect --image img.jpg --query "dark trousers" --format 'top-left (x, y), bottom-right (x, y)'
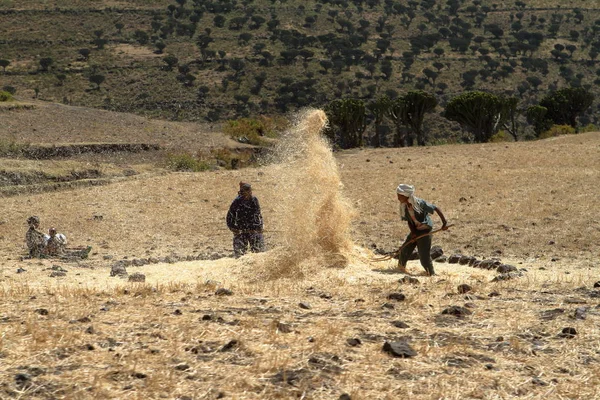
top-left (233, 232), bottom-right (264, 258)
top-left (399, 232), bottom-right (434, 275)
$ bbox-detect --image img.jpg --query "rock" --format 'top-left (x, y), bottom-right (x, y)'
top-left (434, 255), bottom-right (448, 263)
top-left (459, 255), bottom-right (475, 265)
top-left (16, 267), bottom-right (27, 273)
top-left (128, 273), bottom-right (146, 282)
top-left (430, 245), bottom-right (443, 260)
top-left (399, 276), bottom-right (419, 285)
top-left (339, 394), bottom-right (352, 400)
top-left (387, 292), bottom-right (406, 301)
top-left (215, 288), bottom-right (233, 296)
top-left (457, 284), bottom-right (472, 294)
top-left (110, 263), bottom-right (128, 277)
top-left (49, 271), bottom-right (66, 278)
top-left (15, 373), bottom-right (32, 390)
top-left (391, 321), bottom-right (410, 329)
top-left (448, 254), bottom-right (462, 264)
top-left (488, 291), bottom-right (500, 297)
top-left (220, 340), bottom-right (238, 352)
top-left (558, 327), bottom-right (577, 338)
top-left (593, 281), bottom-right (600, 288)
top-left (479, 259), bottom-right (500, 270)
top-left (298, 302), bottom-right (311, 310)
top-left (497, 264), bottom-right (517, 274)
top-left (174, 363), bottom-right (190, 371)
top-left (346, 338), bottom-right (361, 347)
top-left (441, 306), bottom-right (472, 317)
top-left (382, 341), bottom-right (417, 358)
top-left (35, 308), bottom-right (49, 316)
top-left (85, 326), bottom-right (95, 334)
top-left (532, 377), bottom-right (549, 386)
top-left (574, 307), bottom-right (587, 320)
top-left (50, 265), bottom-right (67, 272)
top-left (277, 322), bottom-right (292, 333)
top-left (381, 303), bottom-right (395, 309)
top-left (491, 272), bottom-right (522, 282)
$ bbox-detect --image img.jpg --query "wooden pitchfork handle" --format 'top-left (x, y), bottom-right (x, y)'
top-left (371, 224), bottom-right (454, 262)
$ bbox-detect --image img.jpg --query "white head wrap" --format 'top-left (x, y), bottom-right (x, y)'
top-left (396, 183), bottom-right (422, 217)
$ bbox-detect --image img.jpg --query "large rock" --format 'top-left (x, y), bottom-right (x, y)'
top-left (382, 341), bottom-right (417, 358)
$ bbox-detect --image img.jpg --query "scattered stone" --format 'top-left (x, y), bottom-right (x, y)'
top-left (50, 265), bottom-right (67, 272)
top-left (430, 245), bottom-right (443, 260)
top-left (174, 363), bottom-right (190, 371)
top-left (173, 309), bottom-right (183, 316)
top-left (448, 254), bottom-right (461, 264)
top-left (16, 267), bottom-right (26, 273)
top-left (220, 340), bottom-right (238, 352)
top-left (103, 255), bottom-right (113, 260)
top-left (110, 263), bottom-right (128, 277)
top-left (277, 322), bottom-right (292, 333)
top-left (399, 276), bottom-right (419, 285)
top-left (85, 344), bottom-right (95, 351)
top-left (574, 307), bottom-right (587, 320)
top-left (339, 394), bottom-right (352, 400)
top-left (435, 255), bottom-right (448, 263)
top-left (128, 272), bottom-right (146, 282)
top-left (594, 281), bottom-right (600, 288)
top-left (382, 341), bottom-right (417, 358)
top-left (391, 321), bottom-right (410, 329)
top-left (488, 291), bottom-right (501, 297)
top-left (35, 308), bottom-right (49, 316)
top-left (132, 372), bottom-right (147, 379)
top-left (457, 284), bottom-right (472, 294)
top-left (346, 338), bottom-right (361, 347)
top-left (14, 373), bottom-right (32, 390)
top-left (558, 327), bottom-right (577, 338)
top-left (381, 303), bottom-right (395, 309)
top-left (458, 255), bottom-right (475, 265)
top-left (464, 302), bottom-right (477, 309)
top-left (298, 302), bottom-right (311, 310)
top-left (497, 264), bottom-right (517, 274)
top-left (85, 326), bottom-right (95, 334)
top-left (491, 272), bottom-right (522, 282)
top-left (387, 292), bottom-right (406, 301)
top-left (441, 306), bottom-right (472, 317)
top-left (49, 271), bottom-right (67, 278)
top-left (215, 288), bottom-right (233, 296)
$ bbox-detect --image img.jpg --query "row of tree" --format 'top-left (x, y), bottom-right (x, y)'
top-left (323, 87), bottom-right (594, 148)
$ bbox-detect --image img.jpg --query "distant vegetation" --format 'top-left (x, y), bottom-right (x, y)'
top-left (0, 0), bottom-right (599, 146)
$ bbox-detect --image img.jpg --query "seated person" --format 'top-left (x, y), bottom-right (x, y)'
top-left (25, 216), bottom-right (48, 258)
top-left (45, 227), bottom-right (68, 256)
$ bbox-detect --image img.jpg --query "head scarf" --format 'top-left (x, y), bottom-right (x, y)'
top-left (239, 182), bottom-right (252, 194)
top-left (27, 216), bottom-right (40, 226)
top-left (396, 183), bottom-right (422, 217)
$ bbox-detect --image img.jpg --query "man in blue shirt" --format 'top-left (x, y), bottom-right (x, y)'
top-left (396, 183), bottom-right (448, 276)
top-left (226, 182), bottom-right (264, 258)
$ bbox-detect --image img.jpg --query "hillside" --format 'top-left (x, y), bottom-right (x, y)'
top-left (1, 0), bottom-right (599, 137)
top-left (0, 112), bottom-right (599, 398)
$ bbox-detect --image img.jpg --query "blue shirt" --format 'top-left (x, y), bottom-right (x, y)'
top-left (401, 198), bottom-right (436, 229)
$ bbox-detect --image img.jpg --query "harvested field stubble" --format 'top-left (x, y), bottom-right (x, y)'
top-left (0, 111), bottom-right (599, 399)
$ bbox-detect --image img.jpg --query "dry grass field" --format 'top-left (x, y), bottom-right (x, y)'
top-left (0, 109), bottom-right (599, 399)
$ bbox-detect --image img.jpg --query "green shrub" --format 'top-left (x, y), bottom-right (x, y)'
top-left (223, 116), bottom-right (288, 146)
top-left (538, 125), bottom-right (576, 139)
top-left (166, 153), bottom-right (211, 172)
top-left (0, 91), bottom-right (14, 102)
top-left (489, 130), bottom-right (512, 142)
top-left (2, 86), bottom-right (16, 95)
top-left (580, 124), bottom-right (598, 133)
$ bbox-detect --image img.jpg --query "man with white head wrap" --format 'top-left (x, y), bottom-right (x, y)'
top-left (396, 184), bottom-right (448, 276)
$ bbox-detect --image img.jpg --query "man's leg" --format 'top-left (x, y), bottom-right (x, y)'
top-left (398, 235), bottom-right (417, 273)
top-left (249, 232), bottom-right (264, 253)
top-left (233, 234), bottom-right (248, 258)
top-left (416, 235), bottom-right (434, 275)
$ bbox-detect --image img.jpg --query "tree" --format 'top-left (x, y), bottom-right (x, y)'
top-left (540, 87), bottom-right (595, 130)
top-left (367, 96), bottom-right (391, 147)
top-left (500, 97), bottom-right (520, 141)
top-left (526, 105), bottom-right (553, 136)
top-left (163, 55), bottom-right (178, 71)
top-left (0, 59), bottom-right (9, 72)
top-left (115, 22), bottom-right (124, 34)
top-left (56, 73), bottom-right (67, 86)
top-left (324, 98), bottom-right (367, 149)
top-left (89, 74), bottom-right (105, 90)
top-left (444, 91), bottom-right (507, 143)
top-left (133, 30), bottom-right (150, 45)
top-left (39, 57), bottom-right (54, 72)
top-left (155, 41), bottom-right (166, 54)
top-left (399, 91), bottom-right (438, 146)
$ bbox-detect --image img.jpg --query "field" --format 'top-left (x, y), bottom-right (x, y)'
top-left (0, 106), bottom-right (599, 399)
